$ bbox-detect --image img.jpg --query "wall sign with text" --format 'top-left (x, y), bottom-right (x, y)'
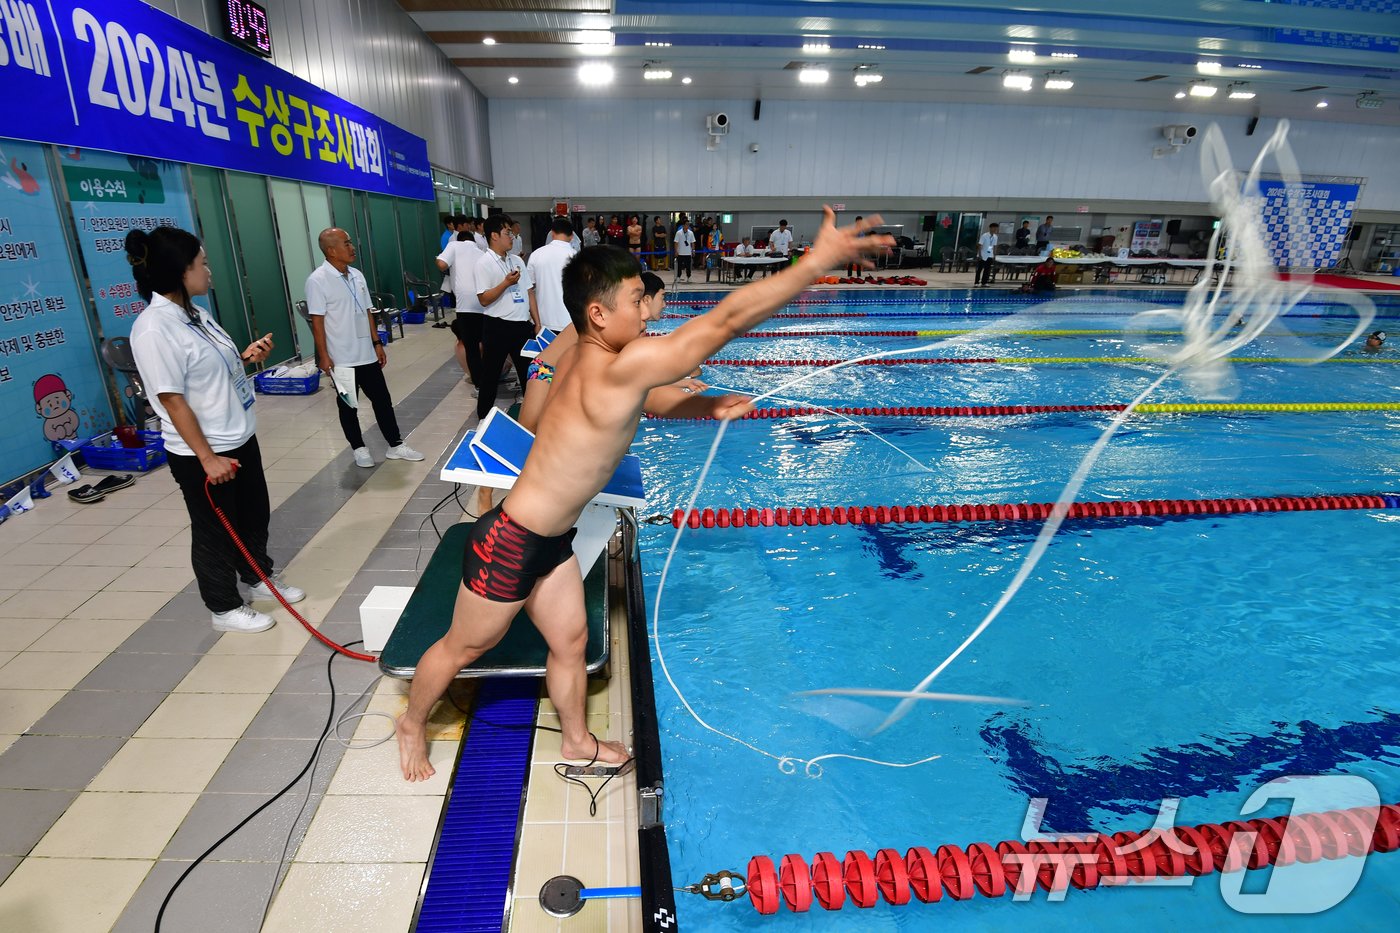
top-left (0, 0), bottom-right (432, 200)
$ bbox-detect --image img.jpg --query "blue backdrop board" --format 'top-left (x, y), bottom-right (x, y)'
top-left (0, 0), bottom-right (433, 201)
top-left (60, 149), bottom-right (196, 339)
top-left (1250, 180), bottom-right (1360, 270)
top-left (0, 137), bottom-right (115, 485)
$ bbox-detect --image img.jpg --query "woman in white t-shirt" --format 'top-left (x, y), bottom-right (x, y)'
top-left (126, 227), bottom-right (303, 634)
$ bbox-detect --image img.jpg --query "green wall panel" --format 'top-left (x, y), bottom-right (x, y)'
top-left (366, 194), bottom-right (404, 303)
top-left (224, 173), bottom-right (296, 365)
top-left (188, 166), bottom-right (252, 351)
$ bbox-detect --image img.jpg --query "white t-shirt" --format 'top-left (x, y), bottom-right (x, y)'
top-left (734, 243), bottom-right (756, 257)
top-left (130, 294), bottom-right (256, 456)
top-left (527, 238), bottom-right (575, 332)
top-left (436, 239), bottom-right (484, 315)
top-left (979, 232), bottom-right (998, 260)
top-left (510, 233), bottom-right (523, 257)
top-left (769, 228), bottom-right (793, 254)
top-left (305, 261), bottom-right (376, 367)
top-left (473, 250), bottom-right (534, 322)
top-left (675, 228), bottom-right (696, 256)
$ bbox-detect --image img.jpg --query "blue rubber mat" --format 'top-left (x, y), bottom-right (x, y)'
top-left (416, 677), bottom-right (539, 933)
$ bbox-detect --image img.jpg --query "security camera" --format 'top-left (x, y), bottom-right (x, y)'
top-left (749, 143), bottom-right (760, 153)
top-left (707, 113), bottom-right (730, 136)
top-left (1162, 124), bottom-right (1198, 144)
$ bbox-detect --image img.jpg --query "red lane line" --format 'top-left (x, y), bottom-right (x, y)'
top-left (646, 404), bottom-right (1127, 420)
top-left (671, 494), bottom-right (1398, 529)
top-left (702, 358), bottom-right (999, 366)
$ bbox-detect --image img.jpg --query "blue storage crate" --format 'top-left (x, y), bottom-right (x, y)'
top-left (402, 310), bottom-right (427, 324)
top-left (80, 430), bottom-right (167, 472)
top-left (253, 370), bottom-right (321, 395)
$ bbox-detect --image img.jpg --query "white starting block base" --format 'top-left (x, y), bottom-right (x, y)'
top-left (360, 585), bottom-right (414, 651)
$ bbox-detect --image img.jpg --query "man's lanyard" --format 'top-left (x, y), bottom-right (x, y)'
top-left (340, 273), bottom-right (365, 314)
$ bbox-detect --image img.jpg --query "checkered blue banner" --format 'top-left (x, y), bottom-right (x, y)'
top-left (1247, 181), bottom-right (1360, 269)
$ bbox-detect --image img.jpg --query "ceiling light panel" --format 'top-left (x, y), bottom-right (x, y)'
top-left (578, 62), bottom-right (614, 85)
top-left (1008, 47), bottom-right (1037, 63)
top-left (1003, 71), bottom-right (1033, 90)
top-left (799, 67), bottom-right (830, 84)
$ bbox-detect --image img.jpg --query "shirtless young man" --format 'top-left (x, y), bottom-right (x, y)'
top-left (397, 208), bottom-right (892, 780)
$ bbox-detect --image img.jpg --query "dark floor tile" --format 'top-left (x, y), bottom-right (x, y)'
top-left (27, 690), bottom-right (167, 737)
top-left (0, 789), bottom-right (80, 856)
top-left (0, 735), bottom-right (124, 790)
top-left (150, 591), bottom-right (210, 623)
top-left (74, 651), bottom-right (199, 692)
top-left (111, 858), bottom-right (279, 933)
top-left (242, 693), bottom-right (341, 739)
top-left (117, 618), bottom-right (221, 655)
top-left (160, 764), bottom-right (340, 862)
top-left (204, 738), bottom-right (328, 794)
top-left (274, 650), bottom-right (384, 695)
top-left (373, 527), bottom-right (431, 549)
top-left (341, 569), bottom-right (417, 597)
top-left (361, 548), bottom-right (420, 572)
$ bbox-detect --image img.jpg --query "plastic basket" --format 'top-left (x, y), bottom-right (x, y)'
top-left (402, 310), bottom-right (427, 324)
top-left (80, 430), bottom-right (167, 472)
top-left (253, 370), bottom-right (322, 395)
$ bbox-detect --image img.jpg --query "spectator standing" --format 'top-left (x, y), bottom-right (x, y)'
top-left (527, 217), bottom-right (578, 334)
top-left (605, 214), bottom-right (625, 247)
top-left (650, 215), bottom-right (668, 269)
top-left (473, 214), bottom-right (540, 419)
top-left (1015, 220), bottom-right (1032, 251)
top-left (308, 228), bottom-right (424, 468)
top-left (581, 217), bottom-right (601, 249)
top-left (439, 215), bottom-right (455, 251)
top-left (846, 215), bottom-right (864, 277)
top-left (976, 222), bottom-right (1000, 287)
top-left (627, 214), bottom-right (644, 261)
top-left (1035, 216), bottom-right (1054, 254)
top-left (769, 219), bottom-right (794, 257)
top-left (437, 228), bottom-right (487, 392)
top-left (127, 226), bottom-right (303, 634)
top-left (674, 219), bottom-right (696, 282)
top-left (704, 221), bottom-right (724, 282)
top-left (509, 220), bottom-right (525, 259)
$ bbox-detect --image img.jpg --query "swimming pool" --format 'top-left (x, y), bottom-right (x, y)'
top-left (635, 292), bottom-right (1400, 930)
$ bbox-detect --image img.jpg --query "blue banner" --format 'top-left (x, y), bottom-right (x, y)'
top-left (59, 148), bottom-right (196, 339)
top-left (0, 0), bottom-right (433, 200)
top-left (0, 137), bottom-right (115, 485)
top-left (1252, 180), bottom-right (1360, 269)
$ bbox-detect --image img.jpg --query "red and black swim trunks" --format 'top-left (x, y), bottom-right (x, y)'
top-left (462, 502), bottom-right (578, 602)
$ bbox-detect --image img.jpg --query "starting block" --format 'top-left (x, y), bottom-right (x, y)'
top-left (376, 409), bottom-right (646, 680)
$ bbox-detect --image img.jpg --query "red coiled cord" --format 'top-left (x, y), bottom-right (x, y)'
top-left (745, 803), bottom-right (1400, 913)
top-left (203, 477), bottom-right (376, 662)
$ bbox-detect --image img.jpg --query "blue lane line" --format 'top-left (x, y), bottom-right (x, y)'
top-left (581, 886), bottom-right (643, 899)
top-left (416, 677), bottom-right (539, 933)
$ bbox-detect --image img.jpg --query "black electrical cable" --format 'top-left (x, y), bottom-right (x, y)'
top-left (154, 641), bottom-right (354, 932)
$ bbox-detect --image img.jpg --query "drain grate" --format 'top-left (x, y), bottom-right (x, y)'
top-left (415, 677), bottom-right (539, 932)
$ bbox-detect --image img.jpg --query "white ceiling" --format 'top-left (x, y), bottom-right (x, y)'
top-left (398, 1), bottom-right (1400, 125)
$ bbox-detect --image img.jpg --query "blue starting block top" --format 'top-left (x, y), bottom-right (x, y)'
top-left (440, 408), bottom-right (646, 508)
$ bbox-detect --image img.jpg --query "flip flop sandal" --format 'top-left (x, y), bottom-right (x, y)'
top-left (92, 474), bottom-right (135, 494)
top-left (67, 485), bottom-right (105, 504)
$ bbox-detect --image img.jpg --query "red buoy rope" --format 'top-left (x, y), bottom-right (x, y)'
top-left (743, 803), bottom-right (1400, 914)
top-left (703, 357), bottom-right (1000, 366)
top-left (670, 493), bottom-right (1400, 530)
top-left (204, 477), bottom-right (376, 662)
top-left (648, 403), bottom-right (1128, 420)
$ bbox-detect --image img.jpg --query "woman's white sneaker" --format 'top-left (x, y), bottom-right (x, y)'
top-left (385, 444), bottom-right (424, 461)
top-left (211, 605), bottom-right (275, 633)
top-left (247, 577), bottom-right (306, 604)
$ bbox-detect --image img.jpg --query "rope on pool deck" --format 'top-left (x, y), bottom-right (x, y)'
top-left (670, 493), bottom-right (1400, 529)
top-left (645, 401), bottom-right (1400, 421)
top-left (728, 328), bottom-right (1191, 338)
top-left (700, 356), bottom-right (1400, 367)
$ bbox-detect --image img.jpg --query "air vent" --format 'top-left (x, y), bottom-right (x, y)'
top-left (1292, 85), bottom-right (1327, 92)
top-left (966, 66), bottom-right (993, 75)
top-left (428, 31), bottom-right (576, 44)
top-left (450, 57), bottom-right (577, 67)
top-left (403, 0), bottom-right (608, 11)
top-left (1136, 74), bottom-right (1169, 82)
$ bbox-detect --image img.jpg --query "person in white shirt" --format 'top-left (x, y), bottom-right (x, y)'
top-left (472, 217), bottom-right (488, 252)
top-left (526, 217), bottom-right (578, 333)
top-left (473, 213), bottom-right (540, 419)
top-left (510, 220), bottom-right (525, 259)
top-left (126, 226), bottom-right (304, 634)
top-left (674, 220), bottom-right (696, 282)
top-left (306, 228), bottom-right (424, 468)
top-left (769, 219), bottom-right (794, 257)
top-left (437, 230), bottom-right (487, 392)
top-left (733, 235), bottom-right (759, 280)
top-left (976, 222), bottom-right (1000, 286)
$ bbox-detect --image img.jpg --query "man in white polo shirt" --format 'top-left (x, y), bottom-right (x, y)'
top-left (526, 217), bottom-right (578, 334)
top-left (769, 219), bottom-right (794, 257)
top-left (473, 213), bottom-right (540, 419)
top-left (437, 227), bottom-right (487, 393)
top-left (306, 228), bottom-right (423, 468)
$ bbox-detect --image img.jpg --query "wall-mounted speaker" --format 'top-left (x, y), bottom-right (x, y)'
top-left (922, 214), bottom-right (939, 232)
top-left (1349, 225), bottom-right (1363, 242)
top-left (1246, 116), bottom-right (1259, 136)
top-left (754, 99), bottom-right (761, 121)
top-left (1166, 218), bottom-right (1182, 236)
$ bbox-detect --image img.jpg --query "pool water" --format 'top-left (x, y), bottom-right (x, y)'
top-left (635, 295), bottom-right (1400, 930)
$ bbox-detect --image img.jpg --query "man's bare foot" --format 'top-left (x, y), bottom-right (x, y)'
top-left (561, 732), bottom-right (631, 765)
top-left (396, 714), bottom-right (435, 782)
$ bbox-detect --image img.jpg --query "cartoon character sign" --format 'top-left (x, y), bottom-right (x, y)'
top-left (34, 373), bottom-right (80, 442)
